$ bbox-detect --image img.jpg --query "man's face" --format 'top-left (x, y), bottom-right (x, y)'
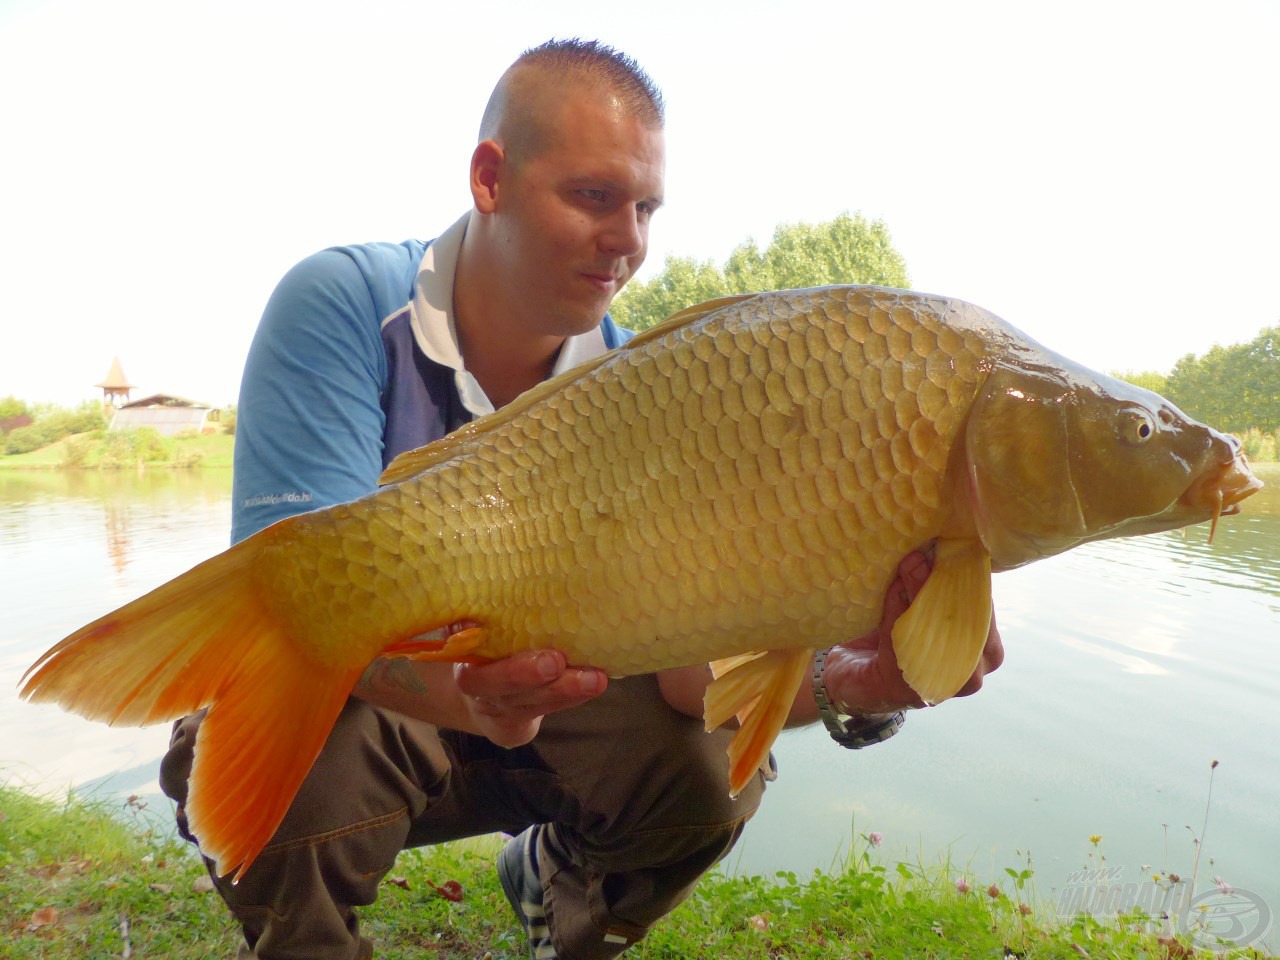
top-left (493, 88), bottom-right (666, 337)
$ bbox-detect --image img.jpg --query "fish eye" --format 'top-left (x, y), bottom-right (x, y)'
top-left (1122, 410), bottom-right (1155, 445)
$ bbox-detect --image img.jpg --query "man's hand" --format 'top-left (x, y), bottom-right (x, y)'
top-left (353, 639), bottom-right (607, 748)
top-left (821, 548), bottom-right (1004, 715)
top-left (657, 548), bottom-right (1004, 724)
top-left (454, 650), bottom-right (607, 747)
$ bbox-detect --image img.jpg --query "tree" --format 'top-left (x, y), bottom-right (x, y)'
top-left (612, 212), bottom-right (910, 331)
top-left (0, 395), bottom-right (32, 435)
top-left (607, 256), bottom-right (730, 333)
top-left (1164, 325), bottom-right (1279, 433)
top-left (1109, 370), bottom-right (1168, 396)
top-left (724, 213), bottom-right (910, 293)
top-left (1, 400), bottom-right (106, 455)
top-left (1232, 325), bottom-right (1280, 433)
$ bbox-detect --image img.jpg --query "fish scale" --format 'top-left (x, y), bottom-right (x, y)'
top-left (243, 286), bottom-right (982, 679)
top-left (24, 283), bottom-right (1259, 880)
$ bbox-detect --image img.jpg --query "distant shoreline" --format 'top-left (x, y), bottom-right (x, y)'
top-left (4, 432), bottom-right (1277, 473)
top-left (0, 431), bottom-right (234, 470)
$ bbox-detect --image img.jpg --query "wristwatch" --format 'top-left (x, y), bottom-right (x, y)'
top-left (812, 647), bottom-right (906, 749)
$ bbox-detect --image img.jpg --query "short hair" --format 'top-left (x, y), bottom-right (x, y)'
top-left (479, 38), bottom-right (665, 150)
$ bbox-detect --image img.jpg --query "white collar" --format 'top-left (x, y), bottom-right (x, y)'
top-left (406, 213), bottom-right (607, 417)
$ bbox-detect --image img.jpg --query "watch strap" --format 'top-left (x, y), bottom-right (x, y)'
top-left (812, 647), bottom-right (906, 749)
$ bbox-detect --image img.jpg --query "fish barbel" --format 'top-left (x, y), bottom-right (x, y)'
top-left (20, 286), bottom-right (1262, 879)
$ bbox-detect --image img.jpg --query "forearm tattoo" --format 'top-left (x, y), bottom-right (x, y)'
top-left (360, 658), bottom-right (429, 696)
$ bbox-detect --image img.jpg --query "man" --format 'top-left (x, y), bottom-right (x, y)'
top-left (160, 39), bottom-right (1002, 960)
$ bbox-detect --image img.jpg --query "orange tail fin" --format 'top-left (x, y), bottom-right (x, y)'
top-left (19, 537), bottom-right (363, 881)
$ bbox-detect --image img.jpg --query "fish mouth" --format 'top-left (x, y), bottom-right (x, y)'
top-left (1178, 452), bottom-right (1264, 541)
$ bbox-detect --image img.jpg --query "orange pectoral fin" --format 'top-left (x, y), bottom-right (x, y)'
top-left (704, 647), bottom-right (812, 797)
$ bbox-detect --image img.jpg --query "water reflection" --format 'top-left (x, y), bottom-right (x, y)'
top-left (1, 469), bottom-right (233, 798)
top-left (1082, 480), bottom-right (1280, 602)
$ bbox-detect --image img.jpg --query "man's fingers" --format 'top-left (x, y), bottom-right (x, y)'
top-left (898, 549), bottom-right (932, 603)
top-left (981, 613), bottom-right (1005, 672)
top-left (456, 649), bottom-right (562, 696)
top-left (473, 671), bottom-right (606, 713)
top-left (829, 546), bottom-right (1001, 712)
top-left (465, 662), bottom-right (609, 748)
top-left (876, 548), bottom-right (934, 634)
top-left (455, 649), bottom-right (607, 715)
top-left (952, 614), bottom-right (1004, 698)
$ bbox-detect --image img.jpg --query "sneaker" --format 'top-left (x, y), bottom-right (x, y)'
top-left (498, 826), bottom-right (556, 960)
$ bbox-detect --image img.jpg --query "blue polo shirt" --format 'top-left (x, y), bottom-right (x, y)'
top-left (230, 214), bottom-right (633, 544)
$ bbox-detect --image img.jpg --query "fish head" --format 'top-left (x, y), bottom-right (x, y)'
top-left (963, 355), bottom-right (1263, 570)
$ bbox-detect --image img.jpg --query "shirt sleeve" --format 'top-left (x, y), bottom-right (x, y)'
top-left (230, 248), bottom-right (389, 544)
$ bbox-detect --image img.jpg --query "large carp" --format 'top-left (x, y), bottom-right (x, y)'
top-left (21, 286), bottom-right (1262, 880)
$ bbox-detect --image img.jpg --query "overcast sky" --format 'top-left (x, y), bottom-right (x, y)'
top-left (2, 0), bottom-right (1277, 407)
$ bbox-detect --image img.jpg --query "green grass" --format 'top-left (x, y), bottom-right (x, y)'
top-left (0, 787), bottom-right (238, 957)
top-left (0, 440), bottom-right (73, 468)
top-left (0, 431), bottom-right (234, 470)
top-left (166, 431), bottom-right (235, 469)
top-left (2, 785), bottom-right (1270, 959)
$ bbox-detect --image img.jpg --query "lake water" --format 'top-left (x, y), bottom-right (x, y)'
top-left (2, 465), bottom-right (1277, 944)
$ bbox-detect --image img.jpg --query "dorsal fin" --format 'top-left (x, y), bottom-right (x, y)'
top-left (378, 293), bottom-right (760, 486)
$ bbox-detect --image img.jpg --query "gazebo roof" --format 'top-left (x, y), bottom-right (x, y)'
top-left (95, 357), bottom-right (135, 390)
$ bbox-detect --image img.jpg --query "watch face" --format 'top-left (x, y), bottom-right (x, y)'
top-left (830, 711), bottom-right (906, 749)
top-left (813, 648), bottom-right (905, 748)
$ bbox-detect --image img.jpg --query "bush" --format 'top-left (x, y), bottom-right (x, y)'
top-left (97, 431), bottom-right (134, 468)
top-left (0, 394), bottom-right (32, 435)
top-left (1, 401), bottom-right (107, 453)
top-left (59, 434), bottom-right (94, 468)
top-left (38, 411), bottom-right (78, 438)
top-left (1239, 427), bottom-right (1277, 462)
top-left (98, 428), bottom-right (172, 468)
top-left (222, 406), bottom-right (237, 436)
top-left (0, 413), bottom-right (33, 435)
top-left (64, 403), bottom-right (106, 433)
top-left (4, 422), bottom-right (55, 454)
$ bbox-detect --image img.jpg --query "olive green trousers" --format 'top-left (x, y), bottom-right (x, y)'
top-left (159, 675), bottom-right (768, 959)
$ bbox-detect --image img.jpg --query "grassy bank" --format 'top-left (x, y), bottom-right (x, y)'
top-left (0, 431), bottom-right (234, 470)
top-left (1, 785), bottom-right (1268, 959)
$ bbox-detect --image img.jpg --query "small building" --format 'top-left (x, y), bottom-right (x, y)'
top-left (96, 357), bottom-right (135, 407)
top-left (110, 394), bottom-right (219, 437)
